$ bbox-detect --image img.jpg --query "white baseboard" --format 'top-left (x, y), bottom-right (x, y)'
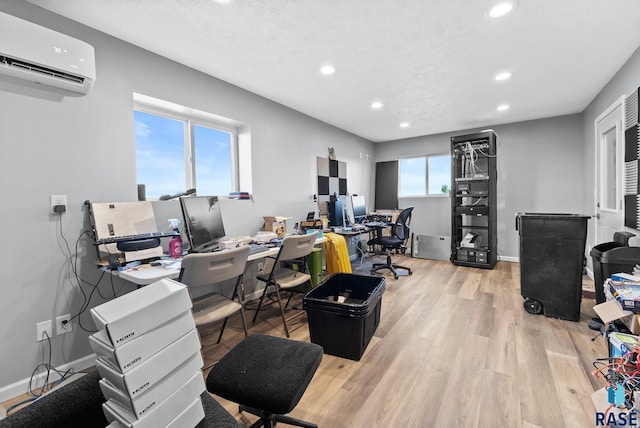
top-left (0, 353), bottom-right (96, 403)
top-left (498, 255), bottom-right (519, 263)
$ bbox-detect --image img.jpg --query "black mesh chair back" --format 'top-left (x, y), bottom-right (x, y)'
top-left (369, 206), bottom-right (414, 279)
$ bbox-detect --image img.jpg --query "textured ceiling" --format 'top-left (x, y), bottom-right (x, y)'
top-left (26, 0), bottom-right (640, 142)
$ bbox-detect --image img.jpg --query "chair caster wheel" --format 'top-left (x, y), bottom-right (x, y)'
top-left (523, 298), bottom-right (543, 315)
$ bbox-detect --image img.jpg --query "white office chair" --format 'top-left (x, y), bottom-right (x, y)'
top-left (252, 232), bottom-right (318, 337)
top-left (178, 245), bottom-right (251, 343)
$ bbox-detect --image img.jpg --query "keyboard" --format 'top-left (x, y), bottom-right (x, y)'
top-left (248, 243), bottom-right (270, 255)
top-left (96, 231), bottom-right (179, 245)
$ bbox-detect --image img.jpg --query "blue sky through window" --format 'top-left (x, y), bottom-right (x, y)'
top-left (399, 157), bottom-right (426, 196)
top-left (194, 125), bottom-right (232, 195)
top-left (428, 155), bottom-right (451, 194)
top-left (135, 111), bottom-right (185, 199)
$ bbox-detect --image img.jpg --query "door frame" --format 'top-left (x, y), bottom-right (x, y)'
top-left (593, 95), bottom-right (625, 254)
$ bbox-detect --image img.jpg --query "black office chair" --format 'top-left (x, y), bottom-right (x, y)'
top-left (368, 206), bottom-right (414, 279)
top-left (206, 334), bottom-right (323, 428)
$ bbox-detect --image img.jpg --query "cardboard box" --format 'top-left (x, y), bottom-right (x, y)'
top-left (263, 216), bottom-right (291, 237)
top-left (96, 329), bottom-right (200, 397)
top-left (102, 372), bottom-right (205, 428)
top-left (594, 299), bottom-right (640, 334)
top-left (609, 332), bottom-right (639, 357)
top-left (90, 279), bottom-right (192, 348)
top-left (99, 351), bottom-right (203, 418)
top-left (89, 310), bottom-right (196, 372)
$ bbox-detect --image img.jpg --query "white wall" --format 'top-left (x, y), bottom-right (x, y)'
top-left (0, 2), bottom-right (374, 396)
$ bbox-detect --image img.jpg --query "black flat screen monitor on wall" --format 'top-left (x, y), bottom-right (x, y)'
top-left (179, 195), bottom-right (226, 252)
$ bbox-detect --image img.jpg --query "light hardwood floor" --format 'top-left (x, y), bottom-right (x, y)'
top-left (201, 257), bottom-right (606, 428)
top-left (1, 257), bottom-right (605, 427)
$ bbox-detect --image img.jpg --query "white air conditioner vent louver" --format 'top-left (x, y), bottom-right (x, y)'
top-left (1, 55), bottom-right (86, 85)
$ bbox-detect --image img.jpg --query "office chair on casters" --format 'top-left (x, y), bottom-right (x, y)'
top-left (178, 245), bottom-right (251, 344)
top-left (206, 334), bottom-right (323, 428)
top-left (368, 206), bottom-right (414, 280)
top-left (252, 232), bottom-right (318, 337)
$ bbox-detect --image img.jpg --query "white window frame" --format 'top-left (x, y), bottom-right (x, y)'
top-left (133, 94), bottom-right (240, 198)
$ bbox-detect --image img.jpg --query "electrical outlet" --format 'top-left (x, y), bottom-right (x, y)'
top-left (50, 195), bottom-right (67, 214)
top-left (56, 314), bottom-right (72, 335)
top-left (36, 320), bottom-right (53, 342)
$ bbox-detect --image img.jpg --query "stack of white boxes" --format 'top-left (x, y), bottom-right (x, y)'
top-left (89, 278), bottom-right (206, 428)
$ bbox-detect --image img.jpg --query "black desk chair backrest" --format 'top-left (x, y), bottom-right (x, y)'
top-left (390, 206), bottom-right (413, 247)
top-left (370, 206), bottom-right (414, 279)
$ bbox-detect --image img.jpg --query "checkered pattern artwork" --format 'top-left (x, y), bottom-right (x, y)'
top-left (317, 156), bottom-right (347, 215)
top-left (625, 88), bottom-right (640, 229)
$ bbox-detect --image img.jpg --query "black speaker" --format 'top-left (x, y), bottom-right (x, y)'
top-left (137, 184), bottom-right (146, 201)
top-left (116, 237), bottom-right (160, 252)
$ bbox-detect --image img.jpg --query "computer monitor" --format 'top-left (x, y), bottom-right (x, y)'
top-left (351, 195), bottom-right (367, 223)
top-left (328, 199), bottom-right (344, 227)
top-left (179, 195), bottom-right (226, 252)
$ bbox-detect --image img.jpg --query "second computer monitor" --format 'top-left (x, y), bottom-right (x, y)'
top-left (351, 195), bottom-right (367, 223)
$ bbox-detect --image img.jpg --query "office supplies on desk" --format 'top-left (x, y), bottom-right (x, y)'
top-left (255, 231), bottom-right (278, 243)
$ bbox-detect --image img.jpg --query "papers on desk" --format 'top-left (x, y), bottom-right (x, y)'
top-left (158, 259), bottom-right (181, 270)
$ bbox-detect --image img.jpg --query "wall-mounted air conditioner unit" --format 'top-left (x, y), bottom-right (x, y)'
top-left (0, 11), bottom-right (95, 94)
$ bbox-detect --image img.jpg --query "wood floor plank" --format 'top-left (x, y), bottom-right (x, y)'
top-left (546, 351), bottom-right (595, 428)
top-left (515, 326), bottom-right (566, 427)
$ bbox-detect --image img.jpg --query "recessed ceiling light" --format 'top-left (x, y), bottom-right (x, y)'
top-left (486, 1), bottom-right (516, 18)
top-left (495, 71), bottom-right (512, 81)
top-left (213, 0), bottom-right (232, 4)
top-left (371, 101), bottom-right (383, 109)
top-left (497, 104), bottom-right (510, 111)
top-left (400, 122), bottom-right (410, 128)
top-left (320, 65), bottom-right (336, 75)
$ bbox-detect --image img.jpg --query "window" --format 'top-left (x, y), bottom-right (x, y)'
top-left (399, 154), bottom-right (451, 197)
top-left (134, 100), bottom-right (237, 200)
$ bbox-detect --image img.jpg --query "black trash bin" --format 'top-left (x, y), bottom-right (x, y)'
top-left (516, 213), bottom-right (590, 321)
top-left (303, 273), bottom-right (385, 361)
top-left (590, 231), bottom-right (637, 304)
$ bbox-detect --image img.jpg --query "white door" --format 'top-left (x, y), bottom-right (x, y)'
top-left (595, 96), bottom-right (625, 245)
